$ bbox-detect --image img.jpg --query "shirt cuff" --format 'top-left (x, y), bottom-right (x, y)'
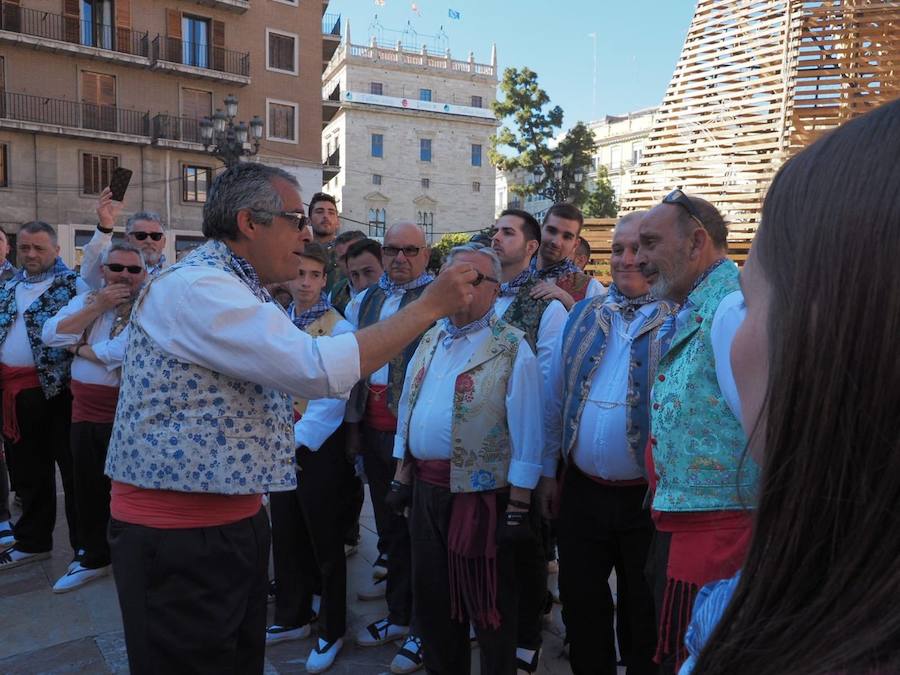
top-left (392, 436), bottom-right (406, 461)
top-left (317, 333), bottom-right (362, 398)
top-left (508, 460), bottom-right (542, 490)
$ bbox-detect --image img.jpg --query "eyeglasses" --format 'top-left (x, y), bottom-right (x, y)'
top-left (382, 245), bottom-right (423, 258)
top-left (130, 231), bottom-right (164, 242)
top-left (472, 271), bottom-right (499, 286)
top-left (255, 211), bottom-right (310, 231)
top-left (104, 263), bottom-right (144, 274)
top-left (662, 189), bottom-right (705, 230)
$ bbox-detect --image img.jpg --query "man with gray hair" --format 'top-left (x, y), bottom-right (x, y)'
top-left (101, 162), bottom-right (478, 674)
top-left (80, 187), bottom-right (168, 288)
top-left (387, 243), bottom-right (544, 674)
top-left (42, 242), bottom-right (147, 593)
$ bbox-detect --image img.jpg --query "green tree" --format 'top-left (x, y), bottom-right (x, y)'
top-left (489, 67), bottom-right (597, 205)
top-left (583, 166), bottom-right (619, 218)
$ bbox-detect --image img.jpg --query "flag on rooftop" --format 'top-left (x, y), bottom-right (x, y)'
top-left (448, 8), bottom-right (461, 20)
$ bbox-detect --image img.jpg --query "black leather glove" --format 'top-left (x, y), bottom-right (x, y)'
top-left (385, 480), bottom-right (412, 515)
top-left (496, 509), bottom-right (533, 545)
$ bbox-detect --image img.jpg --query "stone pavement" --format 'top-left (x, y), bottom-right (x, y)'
top-left (0, 476), bottom-right (623, 674)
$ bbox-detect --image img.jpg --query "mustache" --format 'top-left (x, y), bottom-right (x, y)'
top-left (640, 264), bottom-right (660, 278)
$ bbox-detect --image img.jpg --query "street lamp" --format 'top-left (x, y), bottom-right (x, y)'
top-left (200, 94), bottom-right (263, 167)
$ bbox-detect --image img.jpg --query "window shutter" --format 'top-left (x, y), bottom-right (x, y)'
top-left (63, 0), bottom-right (79, 43)
top-left (81, 71), bottom-right (100, 105)
top-left (211, 20), bottom-right (225, 71)
top-left (166, 9), bottom-right (182, 63)
top-left (115, 0), bottom-right (131, 53)
top-left (83, 154), bottom-right (95, 194)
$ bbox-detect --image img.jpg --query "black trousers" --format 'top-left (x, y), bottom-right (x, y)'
top-left (344, 474), bottom-right (365, 546)
top-left (558, 468), bottom-right (658, 675)
top-left (70, 420), bottom-right (113, 568)
top-left (108, 508), bottom-right (270, 675)
top-left (270, 431), bottom-right (354, 641)
top-left (514, 495), bottom-right (550, 651)
top-left (411, 480), bottom-right (519, 675)
top-left (361, 424), bottom-right (412, 625)
top-left (2, 387), bottom-right (76, 553)
top-left (0, 446), bottom-right (10, 522)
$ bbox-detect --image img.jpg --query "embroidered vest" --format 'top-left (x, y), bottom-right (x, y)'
top-left (501, 277), bottom-right (551, 351)
top-left (560, 296), bottom-right (673, 476)
top-left (400, 314), bottom-right (524, 493)
top-left (105, 241), bottom-right (296, 495)
top-left (353, 282), bottom-right (432, 417)
top-left (650, 261), bottom-right (759, 512)
top-left (293, 308), bottom-right (342, 418)
top-left (556, 271), bottom-right (592, 303)
top-left (330, 277), bottom-right (353, 317)
top-left (0, 271), bottom-right (80, 398)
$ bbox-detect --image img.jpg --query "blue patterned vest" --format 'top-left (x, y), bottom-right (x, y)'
top-left (104, 241), bottom-right (296, 495)
top-left (0, 271), bottom-right (80, 398)
top-left (560, 295), bottom-right (673, 476)
top-left (650, 261), bottom-right (759, 512)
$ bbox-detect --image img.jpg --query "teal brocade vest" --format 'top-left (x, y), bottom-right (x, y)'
top-left (650, 261), bottom-right (759, 512)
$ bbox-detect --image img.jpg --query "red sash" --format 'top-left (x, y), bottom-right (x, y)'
top-left (110, 481), bottom-right (262, 529)
top-left (0, 365), bottom-right (41, 443)
top-left (71, 379), bottom-right (119, 424)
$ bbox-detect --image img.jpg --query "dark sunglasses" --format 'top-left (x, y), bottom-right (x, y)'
top-left (256, 210), bottom-right (309, 231)
top-left (382, 246), bottom-right (423, 258)
top-left (473, 271), bottom-right (499, 286)
top-left (662, 189), bottom-right (705, 230)
top-left (130, 231), bottom-right (164, 241)
top-left (104, 263), bottom-right (144, 274)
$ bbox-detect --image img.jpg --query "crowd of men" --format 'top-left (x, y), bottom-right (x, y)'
top-left (0, 163), bottom-right (755, 675)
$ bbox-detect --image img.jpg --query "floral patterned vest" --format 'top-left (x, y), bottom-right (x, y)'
top-left (293, 308), bottom-right (342, 418)
top-left (501, 278), bottom-right (550, 351)
top-left (105, 241), bottom-right (296, 495)
top-left (399, 313), bottom-right (524, 493)
top-left (560, 295), bottom-right (673, 476)
top-left (650, 261), bottom-right (759, 512)
top-left (0, 271), bottom-right (80, 398)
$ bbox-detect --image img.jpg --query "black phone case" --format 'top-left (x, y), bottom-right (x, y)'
top-left (109, 168), bottom-right (133, 202)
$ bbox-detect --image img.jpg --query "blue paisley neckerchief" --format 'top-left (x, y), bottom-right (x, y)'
top-left (227, 249), bottom-right (272, 303)
top-left (377, 272), bottom-right (434, 297)
top-left (530, 255), bottom-right (580, 281)
top-left (690, 258), bottom-right (728, 295)
top-left (8, 257), bottom-right (70, 287)
top-left (0, 260), bottom-right (14, 275)
top-left (605, 282), bottom-right (655, 321)
top-left (290, 293), bottom-right (332, 330)
top-left (441, 309), bottom-right (494, 348)
top-left (499, 269), bottom-right (531, 298)
top-left (148, 255), bottom-right (167, 276)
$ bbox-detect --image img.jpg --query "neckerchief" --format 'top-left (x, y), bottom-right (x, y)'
top-left (377, 272), bottom-right (434, 297)
top-left (499, 268), bottom-right (531, 298)
top-left (530, 255), bottom-right (581, 281)
top-left (690, 258), bottom-right (728, 295)
top-left (227, 248), bottom-right (272, 303)
top-left (441, 309), bottom-right (493, 348)
top-left (0, 260), bottom-right (14, 275)
top-left (8, 257), bottom-right (70, 287)
top-left (290, 293), bottom-right (332, 330)
top-left (148, 254), bottom-right (166, 276)
top-left (109, 296), bottom-right (137, 338)
top-left (606, 282), bottom-right (655, 321)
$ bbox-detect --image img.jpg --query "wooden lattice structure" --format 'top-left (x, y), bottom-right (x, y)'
top-left (622, 0), bottom-right (900, 242)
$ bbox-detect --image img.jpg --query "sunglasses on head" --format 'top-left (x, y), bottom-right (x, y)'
top-left (130, 231), bottom-right (164, 241)
top-left (104, 263), bottom-right (144, 274)
top-left (662, 189), bottom-right (705, 230)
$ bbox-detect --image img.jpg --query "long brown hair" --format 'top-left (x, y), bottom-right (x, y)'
top-left (691, 100), bottom-right (900, 674)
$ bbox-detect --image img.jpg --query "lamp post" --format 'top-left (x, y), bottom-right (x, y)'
top-left (199, 94), bottom-right (264, 167)
top-left (535, 150), bottom-right (586, 203)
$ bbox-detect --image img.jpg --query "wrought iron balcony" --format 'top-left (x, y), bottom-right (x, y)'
top-left (151, 35), bottom-right (250, 82)
top-left (323, 147), bottom-right (340, 181)
top-left (322, 13), bottom-right (341, 37)
top-left (153, 113), bottom-right (203, 145)
top-left (0, 2), bottom-right (149, 60)
top-left (0, 91), bottom-right (150, 140)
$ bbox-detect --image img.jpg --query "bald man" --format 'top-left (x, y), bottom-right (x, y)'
top-left (345, 222), bottom-right (432, 671)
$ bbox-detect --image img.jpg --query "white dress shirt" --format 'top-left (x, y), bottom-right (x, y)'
top-left (391, 318), bottom-right (544, 490)
top-left (345, 286), bottom-right (403, 386)
top-left (137, 264), bottom-right (361, 401)
top-left (41, 293), bottom-right (130, 386)
top-left (0, 277), bottom-right (90, 367)
top-left (293, 314), bottom-right (355, 451)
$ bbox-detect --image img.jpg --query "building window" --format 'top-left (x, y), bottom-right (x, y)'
top-left (82, 152), bottom-right (118, 195)
top-left (419, 88), bottom-right (432, 102)
top-left (182, 165), bottom-right (212, 202)
top-left (470, 95), bottom-right (482, 108)
top-left (80, 70), bottom-right (117, 132)
top-left (472, 181), bottom-right (480, 193)
top-left (611, 145), bottom-right (622, 171)
top-left (372, 174), bottom-right (382, 185)
top-left (182, 15), bottom-right (210, 68)
top-left (419, 138), bottom-right (432, 162)
top-left (0, 144), bottom-right (7, 188)
top-left (370, 82), bottom-right (383, 95)
top-left (81, 0), bottom-right (113, 49)
top-left (368, 207), bottom-right (386, 237)
top-left (267, 99), bottom-right (298, 143)
top-left (417, 211), bottom-right (434, 241)
top-left (632, 145), bottom-right (643, 166)
top-left (471, 144), bottom-right (482, 167)
top-left (371, 133), bottom-right (384, 158)
top-left (421, 178), bottom-right (430, 189)
top-left (266, 30), bottom-right (297, 75)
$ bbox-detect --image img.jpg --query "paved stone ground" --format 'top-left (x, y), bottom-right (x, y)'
top-left (0, 475), bottom-right (622, 674)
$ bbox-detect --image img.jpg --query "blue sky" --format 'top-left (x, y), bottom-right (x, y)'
top-left (327, 0), bottom-right (697, 131)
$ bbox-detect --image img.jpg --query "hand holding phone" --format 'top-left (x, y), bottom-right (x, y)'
top-left (109, 167), bottom-right (133, 203)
